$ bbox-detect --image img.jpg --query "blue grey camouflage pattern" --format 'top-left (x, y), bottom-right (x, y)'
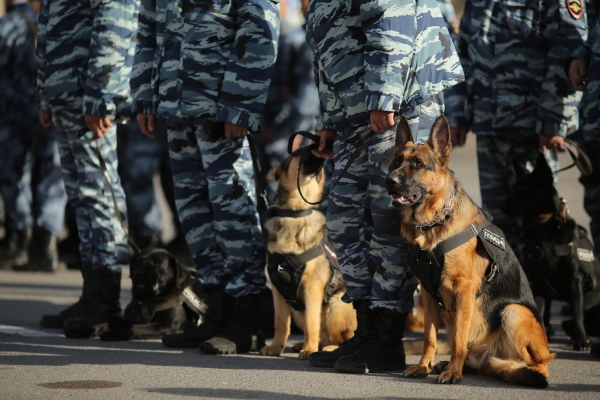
top-left (53, 111), bottom-right (129, 272)
top-left (37, 0), bottom-right (138, 271)
top-left (0, 2), bottom-right (67, 236)
top-left (36, 0), bottom-right (138, 115)
top-left (130, 0), bottom-right (280, 131)
top-left (117, 120), bottom-right (163, 241)
top-left (572, 0), bottom-right (600, 254)
top-left (131, 0), bottom-right (280, 296)
top-left (445, 0), bottom-right (586, 261)
top-left (166, 124), bottom-right (267, 297)
top-left (306, 0), bottom-right (464, 312)
top-left (445, 0), bottom-right (587, 137)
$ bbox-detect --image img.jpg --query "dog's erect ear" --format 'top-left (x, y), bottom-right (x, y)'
top-left (427, 115), bottom-right (452, 159)
top-left (531, 152), bottom-right (554, 185)
top-left (395, 116), bottom-right (414, 149)
top-left (266, 163), bottom-right (281, 182)
top-left (168, 252), bottom-right (190, 290)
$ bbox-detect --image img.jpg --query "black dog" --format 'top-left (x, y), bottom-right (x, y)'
top-left (100, 248), bottom-right (204, 341)
top-left (505, 153), bottom-right (600, 350)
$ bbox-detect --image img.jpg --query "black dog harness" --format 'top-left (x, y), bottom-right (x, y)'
top-left (407, 220), bottom-right (506, 310)
top-left (266, 208), bottom-right (343, 311)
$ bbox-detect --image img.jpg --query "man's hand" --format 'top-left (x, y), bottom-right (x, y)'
top-left (539, 135), bottom-right (564, 151)
top-left (85, 115), bottom-right (113, 139)
top-left (137, 113), bottom-right (158, 138)
top-left (450, 127), bottom-right (468, 146)
top-left (569, 58), bottom-right (588, 91)
top-left (39, 110), bottom-right (52, 129)
top-left (311, 129), bottom-right (336, 160)
top-left (370, 110), bottom-right (395, 132)
top-left (224, 122), bottom-right (248, 139)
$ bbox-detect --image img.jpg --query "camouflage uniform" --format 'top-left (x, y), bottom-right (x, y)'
top-left (572, 0), bottom-right (600, 254)
top-left (0, 1), bottom-right (67, 267)
top-left (445, 0), bottom-right (587, 257)
top-left (36, 0), bottom-right (138, 272)
top-left (306, 0), bottom-right (464, 312)
top-left (130, 0), bottom-right (279, 296)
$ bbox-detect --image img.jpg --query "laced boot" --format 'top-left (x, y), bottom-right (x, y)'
top-left (334, 308), bottom-right (408, 373)
top-left (14, 227), bottom-right (60, 272)
top-left (0, 228), bottom-right (32, 269)
top-left (39, 266), bottom-right (94, 328)
top-left (162, 285), bottom-right (233, 348)
top-left (199, 293), bottom-right (265, 355)
top-left (63, 269), bottom-right (123, 338)
top-left (309, 300), bottom-right (377, 368)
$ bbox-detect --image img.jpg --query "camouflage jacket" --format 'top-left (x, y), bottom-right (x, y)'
top-left (305, 0), bottom-right (464, 137)
top-left (36, 0), bottom-right (138, 116)
top-left (573, 0), bottom-right (600, 139)
top-left (130, 0), bottom-right (280, 132)
top-left (0, 2), bottom-right (38, 127)
top-left (445, 0), bottom-right (587, 137)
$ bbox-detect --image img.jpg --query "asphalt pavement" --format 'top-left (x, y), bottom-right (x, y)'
top-left (0, 138), bottom-right (598, 400)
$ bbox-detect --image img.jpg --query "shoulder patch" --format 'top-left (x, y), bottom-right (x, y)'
top-left (577, 248), bottom-right (595, 262)
top-left (482, 229), bottom-right (506, 250)
top-left (567, 0), bottom-right (583, 20)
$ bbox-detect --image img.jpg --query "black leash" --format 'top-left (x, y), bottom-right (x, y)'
top-left (287, 130), bottom-right (377, 205)
top-left (95, 138), bottom-right (142, 255)
top-left (558, 139), bottom-right (593, 176)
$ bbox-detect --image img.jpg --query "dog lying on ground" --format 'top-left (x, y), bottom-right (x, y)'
top-left (504, 153), bottom-right (600, 350)
top-left (386, 116), bottom-right (554, 387)
top-left (100, 248), bottom-right (203, 341)
top-left (259, 152), bottom-right (357, 359)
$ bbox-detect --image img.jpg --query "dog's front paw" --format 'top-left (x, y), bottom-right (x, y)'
top-left (298, 347), bottom-right (318, 360)
top-left (403, 365), bottom-right (431, 379)
top-left (573, 337), bottom-right (590, 351)
top-left (436, 369), bottom-right (462, 384)
top-left (260, 345), bottom-right (284, 357)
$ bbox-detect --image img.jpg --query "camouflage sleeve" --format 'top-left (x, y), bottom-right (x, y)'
top-left (572, 0), bottom-right (597, 62)
top-left (314, 59), bottom-right (339, 132)
top-left (538, 0), bottom-right (587, 137)
top-left (216, 0), bottom-right (280, 132)
top-left (445, 15), bottom-right (471, 129)
top-left (360, 0), bottom-right (416, 112)
top-left (83, 0), bottom-right (138, 116)
top-left (36, 0), bottom-right (51, 113)
top-left (437, 0), bottom-right (456, 24)
top-left (130, 0), bottom-right (157, 115)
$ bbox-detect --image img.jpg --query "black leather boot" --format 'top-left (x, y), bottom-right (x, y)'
top-left (63, 269), bottom-right (123, 338)
top-left (334, 308), bottom-right (408, 373)
top-left (309, 299), bottom-right (377, 368)
top-left (14, 227), bottom-right (60, 272)
top-left (199, 293), bottom-right (265, 355)
top-left (39, 266), bottom-right (94, 328)
top-left (0, 228), bottom-right (31, 269)
top-left (162, 285), bottom-right (233, 348)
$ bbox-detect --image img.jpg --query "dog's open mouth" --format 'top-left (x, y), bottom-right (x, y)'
top-left (391, 193), bottom-right (422, 205)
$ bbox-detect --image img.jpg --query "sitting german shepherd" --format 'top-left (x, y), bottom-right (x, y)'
top-left (259, 152), bottom-right (357, 359)
top-left (504, 152), bottom-right (600, 350)
top-left (386, 116), bottom-right (554, 387)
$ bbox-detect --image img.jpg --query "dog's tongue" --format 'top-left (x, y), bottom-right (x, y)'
top-left (392, 194), bottom-right (419, 205)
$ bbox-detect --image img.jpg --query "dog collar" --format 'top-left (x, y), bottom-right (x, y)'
top-left (414, 192), bottom-right (455, 231)
top-left (268, 207), bottom-right (313, 219)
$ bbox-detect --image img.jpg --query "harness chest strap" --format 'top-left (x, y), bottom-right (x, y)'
top-left (268, 240), bottom-right (341, 311)
top-left (408, 222), bottom-right (499, 309)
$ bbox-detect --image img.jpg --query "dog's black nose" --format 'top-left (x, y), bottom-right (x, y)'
top-left (386, 176), bottom-right (399, 186)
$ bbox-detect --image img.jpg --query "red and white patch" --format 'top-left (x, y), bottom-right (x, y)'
top-left (567, 0), bottom-right (583, 20)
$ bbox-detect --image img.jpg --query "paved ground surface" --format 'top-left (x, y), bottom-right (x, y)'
top-left (1, 138), bottom-right (598, 399)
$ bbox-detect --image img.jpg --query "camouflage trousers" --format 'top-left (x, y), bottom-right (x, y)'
top-left (166, 123), bottom-right (266, 297)
top-left (0, 124), bottom-right (67, 235)
top-left (582, 137), bottom-right (600, 255)
top-left (52, 111), bottom-right (128, 272)
top-left (117, 119), bottom-right (163, 240)
top-left (327, 95), bottom-right (443, 312)
top-left (476, 134), bottom-right (559, 262)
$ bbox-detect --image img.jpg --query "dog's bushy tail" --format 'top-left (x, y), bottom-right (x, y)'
top-left (403, 339), bottom-right (450, 355)
top-left (483, 358), bottom-right (549, 388)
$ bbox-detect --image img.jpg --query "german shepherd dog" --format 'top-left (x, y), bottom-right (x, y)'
top-left (504, 153), bottom-right (600, 350)
top-left (259, 152), bottom-right (357, 359)
top-left (100, 248), bottom-right (202, 341)
top-left (386, 116), bottom-right (554, 387)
